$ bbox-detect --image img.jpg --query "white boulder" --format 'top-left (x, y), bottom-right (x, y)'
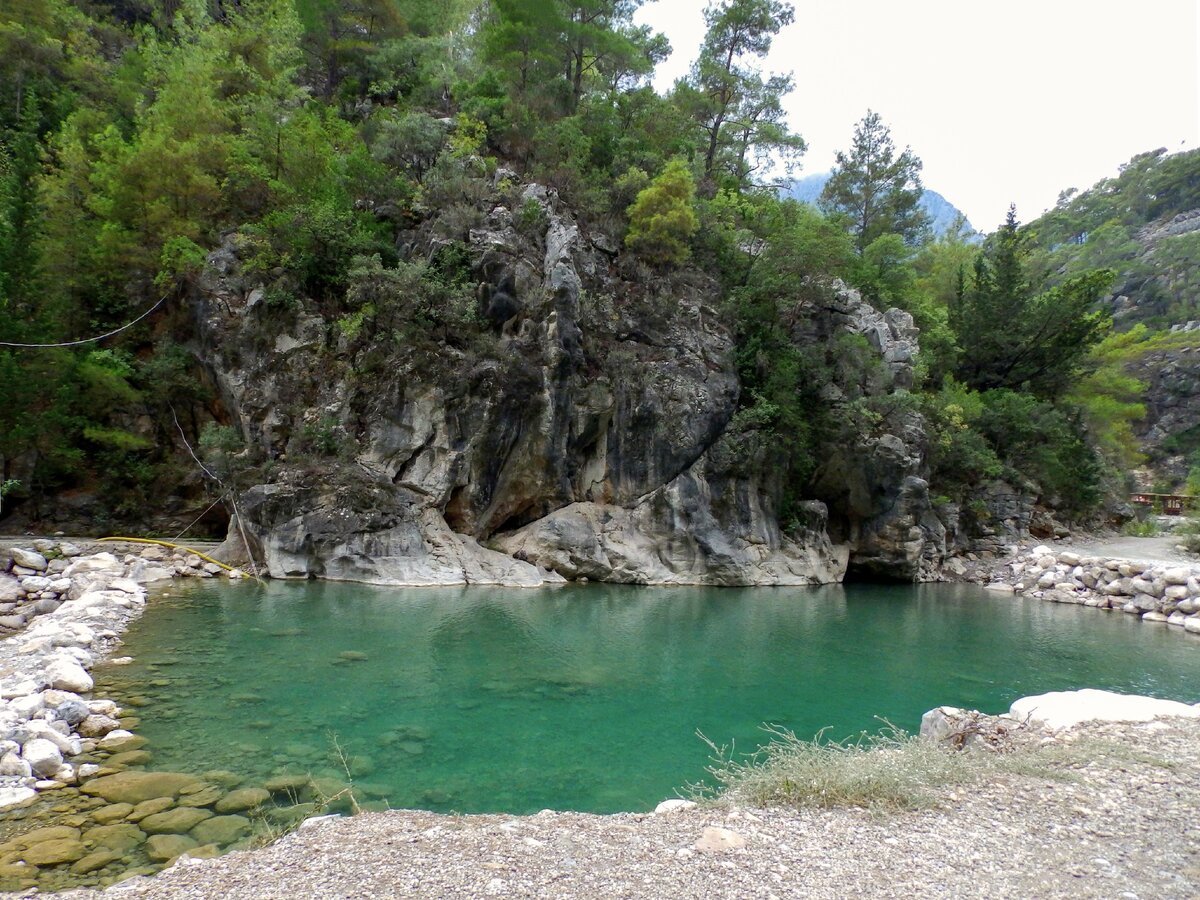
top-left (1010, 689), bottom-right (1200, 730)
top-left (9, 548), bottom-right (48, 571)
top-left (21, 737), bottom-right (63, 777)
top-left (45, 657), bottom-right (93, 693)
top-left (0, 786), bottom-right (36, 810)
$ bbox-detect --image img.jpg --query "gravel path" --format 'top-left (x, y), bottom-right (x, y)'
top-left (1061, 534), bottom-right (1193, 566)
top-left (58, 718), bottom-right (1200, 900)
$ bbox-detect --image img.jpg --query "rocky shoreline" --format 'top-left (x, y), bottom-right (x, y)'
top-left (57, 710), bottom-right (1200, 900)
top-left (948, 541), bottom-right (1200, 639)
top-left (0, 541), bottom-right (258, 890)
top-left (1, 535), bottom-right (1199, 895)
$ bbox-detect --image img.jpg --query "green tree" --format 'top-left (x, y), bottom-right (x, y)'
top-left (625, 157), bottom-right (699, 266)
top-left (820, 110), bottom-right (929, 253)
top-left (950, 207), bottom-right (1113, 398)
top-left (685, 0), bottom-right (801, 186)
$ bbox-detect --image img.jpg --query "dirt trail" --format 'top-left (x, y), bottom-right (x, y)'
top-left (1055, 534), bottom-right (1193, 566)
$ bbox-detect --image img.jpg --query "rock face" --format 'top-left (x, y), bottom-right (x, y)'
top-left (197, 181), bottom-right (942, 586)
top-left (1133, 346), bottom-right (1200, 485)
top-left (796, 282), bottom-right (946, 580)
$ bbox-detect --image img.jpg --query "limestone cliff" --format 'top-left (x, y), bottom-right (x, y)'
top-left (195, 176), bottom-right (943, 586)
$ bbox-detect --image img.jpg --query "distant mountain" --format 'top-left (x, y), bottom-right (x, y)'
top-left (782, 172), bottom-right (977, 240)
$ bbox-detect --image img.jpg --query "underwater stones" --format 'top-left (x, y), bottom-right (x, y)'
top-left (138, 807), bottom-right (214, 835)
top-left (13, 825), bottom-right (81, 846)
top-left (107, 750), bottom-right (153, 768)
top-left (264, 773), bottom-right (311, 795)
top-left (190, 814), bottom-right (250, 845)
top-left (175, 785), bottom-right (224, 808)
top-left (145, 833), bottom-right (198, 862)
top-left (80, 770), bottom-right (203, 804)
top-left (91, 803), bottom-right (134, 824)
top-left (202, 770), bottom-right (243, 789)
top-left (83, 823), bottom-right (145, 852)
top-left (126, 797), bottom-right (174, 821)
top-left (264, 802), bottom-right (316, 827)
top-left (70, 848), bottom-right (123, 874)
top-left (97, 730), bottom-right (147, 752)
top-left (181, 843), bottom-right (221, 860)
top-left (214, 788), bottom-right (269, 814)
top-left (21, 838), bottom-right (87, 867)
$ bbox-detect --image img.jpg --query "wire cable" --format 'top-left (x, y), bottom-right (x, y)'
top-left (0, 295), bottom-right (169, 348)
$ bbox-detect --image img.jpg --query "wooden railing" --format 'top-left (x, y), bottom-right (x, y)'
top-left (1130, 493), bottom-right (1197, 515)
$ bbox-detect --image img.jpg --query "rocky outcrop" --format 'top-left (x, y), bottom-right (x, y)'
top-left (792, 282), bottom-right (947, 580)
top-left (1133, 345), bottom-right (1200, 485)
top-left (493, 456), bottom-right (847, 586)
top-left (195, 180), bottom-right (937, 586)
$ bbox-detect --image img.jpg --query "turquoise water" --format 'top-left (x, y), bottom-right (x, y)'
top-left (93, 581), bottom-right (1200, 815)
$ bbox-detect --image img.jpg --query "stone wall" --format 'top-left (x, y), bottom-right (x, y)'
top-left (968, 543), bottom-right (1200, 637)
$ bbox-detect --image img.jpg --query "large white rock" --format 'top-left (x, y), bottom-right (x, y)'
top-left (0, 786), bottom-right (36, 810)
top-left (1010, 689), bottom-right (1200, 730)
top-left (25, 720), bottom-right (79, 755)
top-left (45, 657), bottom-right (93, 693)
top-left (21, 737), bottom-right (63, 777)
top-left (62, 552), bottom-right (123, 578)
top-left (9, 548), bottom-right (48, 570)
top-left (0, 575), bottom-right (24, 602)
top-left (9, 693), bottom-right (42, 719)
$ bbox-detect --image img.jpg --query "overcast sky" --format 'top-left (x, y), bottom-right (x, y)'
top-left (634, 0), bottom-right (1200, 233)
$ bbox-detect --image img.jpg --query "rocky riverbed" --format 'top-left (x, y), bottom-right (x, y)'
top-left (0, 541), bottom-right (286, 891)
top-left (3, 536), bottom-right (1200, 895)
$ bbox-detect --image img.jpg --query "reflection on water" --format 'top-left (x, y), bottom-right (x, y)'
top-left (92, 580), bottom-right (1200, 815)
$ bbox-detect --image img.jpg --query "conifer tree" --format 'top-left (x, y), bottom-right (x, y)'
top-left (820, 110), bottom-right (929, 252)
top-left (950, 207), bottom-right (1113, 398)
top-left (625, 158), bottom-right (699, 266)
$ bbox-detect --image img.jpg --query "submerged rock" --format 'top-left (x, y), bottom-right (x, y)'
top-left (83, 823), bottom-right (146, 852)
top-left (145, 833), bottom-right (198, 862)
top-left (139, 807), bottom-right (214, 835)
top-left (214, 787), bottom-right (270, 814)
top-left (81, 771), bottom-right (204, 804)
top-left (190, 814), bottom-right (250, 845)
top-left (21, 838), bottom-right (86, 867)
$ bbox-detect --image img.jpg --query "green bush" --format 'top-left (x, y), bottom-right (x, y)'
top-left (625, 158), bottom-right (698, 267)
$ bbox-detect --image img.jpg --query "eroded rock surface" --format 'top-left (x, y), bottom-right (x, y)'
top-left (198, 184), bottom-right (945, 585)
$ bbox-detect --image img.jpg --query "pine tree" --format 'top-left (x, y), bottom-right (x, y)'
top-left (820, 110), bottom-right (929, 253)
top-left (950, 207), bottom-right (1113, 397)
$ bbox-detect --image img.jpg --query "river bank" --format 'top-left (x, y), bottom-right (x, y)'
top-left (945, 536), bottom-right (1200, 639)
top-left (51, 712), bottom-right (1200, 900)
top-left (2, 536), bottom-right (1199, 896)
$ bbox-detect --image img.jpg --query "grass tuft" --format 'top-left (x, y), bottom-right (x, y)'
top-left (690, 721), bottom-right (1082, 812)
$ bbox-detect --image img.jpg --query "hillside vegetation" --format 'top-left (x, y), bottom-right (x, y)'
top-left (0, 0), bottom-right (1193, 546)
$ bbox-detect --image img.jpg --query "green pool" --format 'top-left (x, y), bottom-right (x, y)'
top-left (92, 580), bottom-right (1200, 815)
